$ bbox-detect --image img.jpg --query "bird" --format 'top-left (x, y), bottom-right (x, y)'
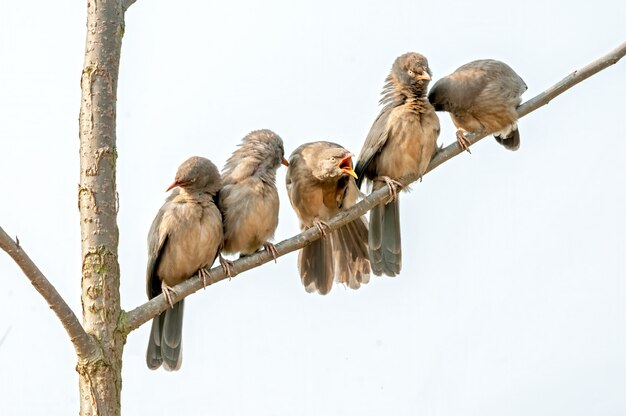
top-left (354, 52), bottom-right (440, 277)
top-left (145, 156), bottom-right (223, 371)
top-left (218, 129), bottom-right (288, 268)
top-left (286, 141), bottom-right (371, 295)
top-left (427, 59), bottom-right (527, 151)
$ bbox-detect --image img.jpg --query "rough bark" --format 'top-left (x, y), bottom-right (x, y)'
top-left (77, 0), bottom-right (127, 415)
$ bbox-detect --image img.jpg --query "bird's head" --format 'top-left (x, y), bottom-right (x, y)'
top-left (427, 85), bottom-right (445, 111)
top-left (314, 148), bottom-right (358, 181)
top-left (167, 156), bottom-right (222, 195)
top-left (223, 129), bottom-right (289, 183)
top-left (391, 52), bottom-right (432, 95)
top-left (242, 129), bottom-right (289, 169)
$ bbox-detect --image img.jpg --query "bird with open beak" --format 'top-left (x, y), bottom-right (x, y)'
top-left (145, 156), bottom-right (223, 371)
top-left (218, 129), bottom-right (288, 274)
top-left (428, 59), bottom-right (527, 151)
top-left (286, 141), bottom-right (370, 295)
top-left (355, 52), bottom-right (440, 277)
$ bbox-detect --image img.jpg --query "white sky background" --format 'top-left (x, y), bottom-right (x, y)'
top-left (1, 0), bottom-right (625, 414)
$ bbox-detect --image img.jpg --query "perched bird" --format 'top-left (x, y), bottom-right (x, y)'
top-left (428, 59), bottom-right (527, 151)
top-left (219, 129), bottom-right (288, 265)
top-left (145, 156), bottom-right (223, 371)
top-left (355, 52), bottom-right (440, 277)
top-left (286, 141), bottom-right (371, 295)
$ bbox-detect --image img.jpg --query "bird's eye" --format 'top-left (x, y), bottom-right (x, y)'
top-left (330, 157), bottom-right (336, 162)
top-left (407, 70), bottom-right (415, 77)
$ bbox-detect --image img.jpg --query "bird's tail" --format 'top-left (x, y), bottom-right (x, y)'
top-left (369, 198), bottom-right (402, 277)
top-left (332, 217), bottom-right (371, 290)
top-left (146, 299), bottom-right (184, 371)
top-left (494, 123), bottom-right (521, 151)
top-left (299, 235), bottom-right (334, 295)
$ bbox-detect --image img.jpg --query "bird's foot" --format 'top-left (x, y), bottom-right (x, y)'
top-left (456, 130), bottom-right (472, 154)
top-left (197, 267), bottom-right (211, 289)
top-left (263, 242), bottom-right (278, 263)
top-left (219, 254), bottom-right (234, 280)
top-left (161, 283), bottom-right (176, 309)
top-left (313, 219), bottom-right (329, 238)
top-left (374, 176), bottom-right (403, 203)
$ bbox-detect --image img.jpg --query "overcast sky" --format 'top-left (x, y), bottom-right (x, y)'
top-left (1, 1), bottom-right (625, 415)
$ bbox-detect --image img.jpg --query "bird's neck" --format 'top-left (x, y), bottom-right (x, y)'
top-left (382, 86), bottom-right (426, 108)
top-left (406, 95), bottom-right (430, 111)
top-left (174, 188), bottom-right (216, 205)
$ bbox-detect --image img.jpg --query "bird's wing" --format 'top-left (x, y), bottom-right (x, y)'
top-left (146, 203), bottom-right (171, 299)
top-left (285, 145), bottom-right (311, 227)
top-left (355, 107), bottom-right (393, 188)
top-left (287, 148), bottom-right (328, 227)
top-left (285, 145), bottom-right (305, 203)
top-left (216, 184), bottom-right (233, 228)
top-left (460, 60), bottom-right (527, 104)
top-left (501, 70), bottom-right (528, 100)
top-left (216, 183), bottom-right (231, 208)
top-left (447, 68), bottom-right (491, 110)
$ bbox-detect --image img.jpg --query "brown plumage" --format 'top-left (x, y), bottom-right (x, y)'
top-left (286, 141), bottom-right (371, 295)
top-left (146, 156), bottom-right (223, 371)
top-left (428, 59), bottom-right (527, 151)
top-left (355, 52), bottom-right (440, 277)
top-left (219, 129), bottom-right (287, 260)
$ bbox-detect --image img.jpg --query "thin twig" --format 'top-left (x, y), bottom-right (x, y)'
top-left (0, 327), bottom-right (10, 349)
top-left (0, 226), bottom-right (100, 361)
top-left (122, 42), bottom-right (626, 333)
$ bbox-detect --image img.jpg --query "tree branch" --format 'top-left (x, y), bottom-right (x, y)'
top-left (0, 226), bottom-right (99, 360)
top-left (122, 41), bottom-right (626, 333)
top-left (77, 0), bottom-right (126, 412)
top-left (517, 41), bottom-right (626, 118)
top-left (122, 0), bottom-right (137, 12)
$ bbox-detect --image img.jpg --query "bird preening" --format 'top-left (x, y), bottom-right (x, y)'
top-left (428, 59), bottom-right (527, 151)
top-left (218, 129), bottom-right (288, 274)
top-left (145, 53), bottom-right (527, 370)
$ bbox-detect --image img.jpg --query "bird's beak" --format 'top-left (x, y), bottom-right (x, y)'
top-left (338, 155), bottom-right (358, 179)
top-left (166, 181), bottom-right (179, 192)
top-left (281, 157), bottom-right (290, 167)
top-left (417, 73), bottom-right (431, 81)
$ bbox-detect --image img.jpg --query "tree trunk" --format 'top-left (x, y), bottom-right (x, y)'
top-left (77, 1), bottom-right (126, 414)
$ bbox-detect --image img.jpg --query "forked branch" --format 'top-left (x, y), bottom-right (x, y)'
top-left (0, 226), bottom-right (99, 360)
